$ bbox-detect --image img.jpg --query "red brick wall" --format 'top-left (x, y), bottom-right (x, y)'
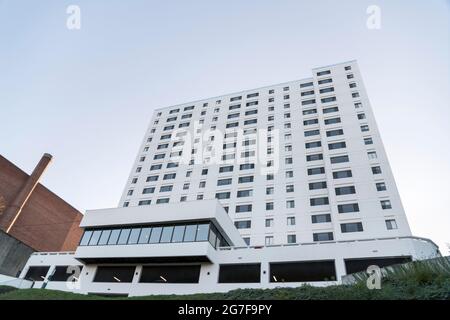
top-left (0, 155), bottom-right (83, 252)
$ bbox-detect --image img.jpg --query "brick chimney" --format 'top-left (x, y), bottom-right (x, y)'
top-left (0, 153), bottom-right (53, 233)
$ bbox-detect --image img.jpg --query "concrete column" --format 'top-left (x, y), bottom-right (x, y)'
top-left (0, 153), bottom-right (52, 233)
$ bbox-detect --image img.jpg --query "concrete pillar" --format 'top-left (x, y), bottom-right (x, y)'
top-left (0, 153), bottom-right (52, 233)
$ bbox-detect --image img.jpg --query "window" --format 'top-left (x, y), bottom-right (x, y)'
top-left (309, 181), bottom-right (327, 190)
top-left (216, 192), bottom-right (231, 200)
top-left (143, 187), bottom-right (155, 194)
top-left (308, 167), bottom-right (325, 175)
top-left (239, 176), bottom-right (254, 183)
top-left (347, 74), bottom-right (354, 79)
top-left (302, 108), bottom-right (317, 115)
top-left (286, 200), bottom-right (295, 209)
top-left (150, 164), bottom-right (162, 171)
top-left (234, 220), bottom-right (251, 229)
top-left (364, 137), bottom-right (373, 145)
top-left (287, 235), bottom-right (296, 244)
top-left (312, 214), bottom-right (331, 223)
top-left (127, 190), bottom-right (134, 196)
top-left (301, 90), bottom-right (315, 96)
top-left (265, 218), bottom-right (274, 228)
top-left (163, 173), bottom-right (176, 180)
top-left (153, 153), bottom-right (165, 160)
top-left (313, 232), bottom-right (334, 242)
top-left (286, 184), bottom-right (294, 193)
top-left (328, 142), bottom-right (346, 150)
top-left (302, 99), bottom-right (316, 106)
top-left (338, 203), bottom-right (360, 213)
top-left (305, 129), bottom-right (320, 137)
top-left (323, 106), bottom-right (339, 114)
top-left (140, 265), bottom-right (201, 283)
top-left (320, 87), bottom-right (335, 94)
top-left (303, 118), bottom-right (318, 126)
top-left (240, 163), bottom-right (255, 170)
top-left (321, 97), bottom-right (336, 103)
top-left (199, 181), bottom-right (206, 188)
top-left (266, 202), bottom-right (274, 210)
top-left (265, 236), bottom-right (274, 245)
top-left (357, 113), bottom-right (366, 120)
top-left (333, 170), bottom-right (352, 179)
top-left (266, 186), bottom-right (274, 195)
top-left (335, 186), bottom-right (356, 196)
top-left (310, 197), bottom-right (329, 206)
top-left (317, 70), bottom-right (331, 76)
top-left (341, 222), bottom-right (363, 233)
top-left (217, 178), bottom-right (232, 186)
top-left (244, 119), bottom-right (257, 125)
top-left (326, 129), bottom-right (344, 137)
top-left (218, 264), bottom-right (260, 283)
top-left (305, 141), bottom-right (321, 149)
top-left (300, 82), bottom-right (313, 88)
top-left (237, 189), bottom-right (253, 198)
top-left (146, 175), bottom-right (158, 182)
top-left (352, 92), bottom-right (360, 98)
top-left (381, 200), bottom-right (392, 210)
top-left (219, 165), bottom-right (234, 173)
top-left (372, 166), bottom-right (382, 174)
top-left (236, 204), bottom-right (252, 213)
top-left (361, 125), bottom-right (369, 132)
top-left (368, 151), bottom-right (377, 160)
top-left (138, 200), bottom-right (151, 206)
top-left (386, 219), bottom-right (398, 230)
top-left (376, 182), bottom-right (387, 191)
top-left (306, 153), bottom-right (323, 161)
top-left (330, 155), bottom-right (349, 164)
top-left (285, 171), bottom-right (294, 178)
top-left (93, 266), bottom-right (135, 283)
top-left (156, 198), bottom-right (169, 204)
top-left (287, 217), bottom-right (296, 226)
top-left (266, 173), bottom-right (274, 181)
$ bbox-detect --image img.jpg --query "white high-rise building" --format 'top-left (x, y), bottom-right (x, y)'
top-left (18, 60), bottom-right (440, 296)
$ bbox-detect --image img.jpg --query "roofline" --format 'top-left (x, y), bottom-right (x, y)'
top-left (311, 59), bottom-right (358, 70)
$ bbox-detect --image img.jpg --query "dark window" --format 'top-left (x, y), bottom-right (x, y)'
top-left (216, 192), bottom-right (231, 199)
top-left (305, 141), bottom-right (322, 149)
top-left (372, 166), bottom-right (382, 174)
top-left (93, 266), bottom-right (135, 283)
top-left (238, 176), bottom-right (254, 183)
top-left (310, 197), bottom-right (329, 206)
top-left (49, 266), bottom-right (83, 282)
top-left (317, 70), bottom-right (331, 76)
top-left (318, 78), bottom-right (333, 85)
top-left (313, 232), bottom-right (334, 241)
top-left (240, 163), bottom-right (255, 170)
top-left (24, 266), bottom-right (50, 281)
top-left (323, 106), bottom-right (339, 114)
top-left (270, 261), bottom-right (336, 282)
top-left (328, 142), bottom-right (346, 150)
top-left (303, 118), bottom-right (319, 126)
top-left (345, 257), bottom-right (412, 274)
top-left (306, 153), bottom-right (323, 161)
top-left (236, 204), bottom-right (252, 213)
top-left (321, 97), bottom-right (336, 103)
top-left (324, 117), bottom-right (341, 125)
top-left (333, 170), bottom-right (352, 179)
top-left (312, 214), bottom-right (332, 223)
top-left (218, 264), bottom-right (261, 283)
top-left (140, 265), bottom-right (201, 283)
top-left (305, 129), bottom-right (320, 137)
top-left (330, 155), bottom-right (349, 164)
top-left (341, 222), bottom-right (363, 233)
top-left (338, 203), bottom-right (360, 213)
top-left (219, 165), bottom-right (234, 173)
top-left (308, 167), bottom-right (325, 175)
top-left (326, 129), bottom-right (344, 137)
top-left (300, 82), bottom-right (313, 88)
top-left (234, 220), bottom-right (251, 229)
top-left (309, 181), bottom-right (327, 190)
top-left (335, 186), bottom-right (356, 196)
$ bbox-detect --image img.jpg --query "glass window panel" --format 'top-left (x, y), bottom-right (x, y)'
top-left (149, 227), bottom-right (162, 243)
top-left (79, 231), bottom-right (92, 246)
top-left (88, 230), bottom-right (102, 246)
top-left (196, 224), bottom-right (209, 241)
top-left (108, 229), bottom-right (120, 245)
top-left (138, 227), bottom-right (152, 244)
top-left (160, 226), bottom-right (174, 243)
top-left (172, 225), bottom-right (185, 243)
top-left (98, 230), bottom-right (111, 245)
top-left (183, 225), bottom-right (197, 242)
top-left (117, 229), bottom-right (131, 245)
top-left (128, 228), bottom-right (141, 244)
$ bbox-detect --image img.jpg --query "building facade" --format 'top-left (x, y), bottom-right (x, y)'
top-left (18, 61), bottom-right (440, 296)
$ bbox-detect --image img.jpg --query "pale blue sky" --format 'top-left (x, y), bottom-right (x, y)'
top-left (1, 0), bottom-right (449, 252)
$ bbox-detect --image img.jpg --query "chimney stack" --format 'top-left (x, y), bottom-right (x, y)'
top-left (0, 153), bottom-right (53, 233)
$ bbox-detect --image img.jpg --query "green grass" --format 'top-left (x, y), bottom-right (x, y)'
top-left (1, 258), bottom-right (449, 300)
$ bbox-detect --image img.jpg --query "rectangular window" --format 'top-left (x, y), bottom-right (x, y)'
top-left (143, 187), bottom-right (155, 194)
top-left (333, 170), bottom-right (353, 179)
top-left (324, 117), bottom-right (341, 125)
top-left (313, 232), bottom-right (334, 241)
top-left (240, 163), bottom-right (255, 170)
top-left (236, 204), bottom-right (252, 213)
top-left (312, 214), bottom-right (332, 223)
top-left (321, 97), bottom-right (336, 103)
top-left (381, 200), bottom-right (392, 210)
top-left (309, 181), bottom-right (327, 190)
top-left (287, 234), bottom-right (297, 244)
top-left (305, 141), bottom-right (322, 149)
top-left (306, 153), bottom-right (323, 161)
top-left (302, 108), bottom-right (317, 115)
top-left (386, 219), bottom-right (398, 230)
top-left (376, 182), bottom-right (387, 191)
top-left (238, 176), bottom-right (254, 183)
top-left (218, 264), bottom-right (260, 283)
top-left (305, 129), bottom-right (320, 137)
top-left (219, 165), bottom-right (234, 173)
top-left (341, 222), bottom-right (363, 233)
top-left (372, 166), bottom-right (382, 174)
top-left (217, 178), bottom-right (232, 186)
top-left (320, 87), bottom-right (334, 94)
top-left (323, 106), bottom-right (339, 114)
top-left (317, 70), bottom-right (331, 76)
top-left (338, 203), bottom-right (360, 213)
top-left (330, 155), bottom-right (349, 164)
top-left (303, 118), bottom-right (319, 126)
top-left (326, 129), bottom-right (344, 137)
top-left (237, 189), bottom-right (253, 198)
top-left (216, 192), bottom-right (231, 200)
top-left (335, 186), bottom-right (356, 196)
top-left (310, 197), bottom-right (329, 206)
top-left (266, 202), bottom-right (274, 210)
top-left (308, 167), bottom-right (325, 175)
top-left (328, 142), bottom-right (346, 150)
top-left (234, 220), bottom-right (251, 229)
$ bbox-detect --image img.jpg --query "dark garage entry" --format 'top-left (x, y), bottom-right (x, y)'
top-left (270, 260), bottom-right (336, 282)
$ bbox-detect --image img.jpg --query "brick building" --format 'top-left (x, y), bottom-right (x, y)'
top-left (0, 153), bottom-right (83, 276)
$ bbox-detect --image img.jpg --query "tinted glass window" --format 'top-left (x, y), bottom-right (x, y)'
top-left (160, 226), bottom-right (174, 243)
top-left (128, 228), bottom-right (141, 244)
top-left (108, 229), bottom-right (120, 245)
top-left (117, 229), bottom-right (131, 245)
top-left (149, 227), bottom-right (163, 243)
top-left (172, 225), bottom-right (185, 242)
top-left (138, 228), bottom-right (152, 244)
top-left (184, 225), bottom-right (197, 242)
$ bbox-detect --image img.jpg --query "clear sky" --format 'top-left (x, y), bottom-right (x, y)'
top-left (1, 0), bottom-right (449, 253)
